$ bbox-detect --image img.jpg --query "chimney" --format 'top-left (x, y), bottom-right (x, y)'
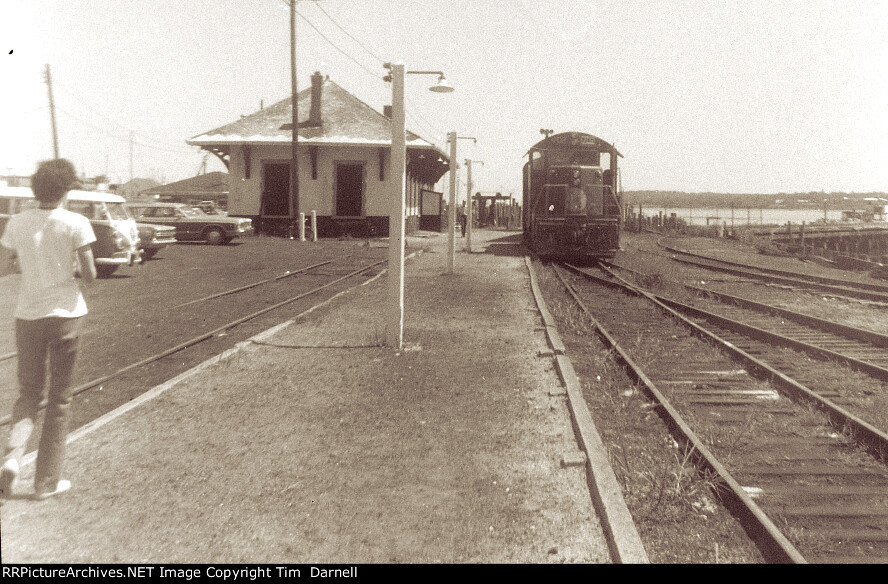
top-left (383, 105), bottom-right (392, 118)
top-left (308, 71), bottom-right (323, 127)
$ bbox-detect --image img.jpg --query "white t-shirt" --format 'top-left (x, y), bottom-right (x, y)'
top-left (1, 207), bottom-right (97, 320)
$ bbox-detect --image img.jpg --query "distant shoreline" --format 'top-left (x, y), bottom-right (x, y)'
top-left (624, 191), bottom-right (888, 211)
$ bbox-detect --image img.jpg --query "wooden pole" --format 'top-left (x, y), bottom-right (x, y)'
top-left (447, 132), bottom-right (457, 272)
top-left (44, 64), bottom-right (59, 159)
top-left (289, 0), bottom-right (300, 238)
top-left (465, 160), bottom-right (473, 252)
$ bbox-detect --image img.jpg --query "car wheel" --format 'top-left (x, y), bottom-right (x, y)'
top-left (204, 227), bottom-right (226, 245)
top-left (96, 264), bottom-right (118, 278)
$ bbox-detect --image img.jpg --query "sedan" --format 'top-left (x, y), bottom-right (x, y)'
top-left (126, 202), bottom-right (253, 245)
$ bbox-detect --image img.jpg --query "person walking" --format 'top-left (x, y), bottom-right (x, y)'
top-left (0, 159), bottom-right (97, 501)
top-left (458, 203), bottom-right (467, 237)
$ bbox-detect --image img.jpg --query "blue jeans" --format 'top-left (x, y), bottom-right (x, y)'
top-left (4, 317), bottom-right (82, 491)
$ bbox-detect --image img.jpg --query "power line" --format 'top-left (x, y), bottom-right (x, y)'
top-left (296, 9), bottom-right (381, 80)
top-left (51, 78), bottom-right (198, 152)
top-left (404, 98), bottom-right (445, 142)
top-left (274, 0), bottom-right (446, 148)
top-left (314, 3), bottom-right (386, 64)
top-left (294, 7), bottom-right (446, 141)
top-left (304, 4), bottom-right (446, 141)
top-left (55, 106), bottom-right (198, 154)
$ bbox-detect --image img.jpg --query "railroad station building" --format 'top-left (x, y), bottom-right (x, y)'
top-left (187, 72), bottom-right (451, 237)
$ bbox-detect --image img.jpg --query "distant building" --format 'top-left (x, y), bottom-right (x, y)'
top-left (139, 171), bottom-right (230, 210)
top-left (187, 71), bottom-right (450, 237)
top-left (114, 178), bottom-right (161, 200)
top-left (0, 175), bottom-right (31, 188)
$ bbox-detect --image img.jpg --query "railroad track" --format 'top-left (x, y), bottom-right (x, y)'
top-left (661, 244), bottom-right (888, 304)
top-left (0, 255), bottom-right (387, 428)
top-left (551, 260), bottom-right (888, 563)
top-left (608, 261), bottom-right (888, 381)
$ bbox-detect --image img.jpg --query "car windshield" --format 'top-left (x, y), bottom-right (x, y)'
top-left (106, 202), bottom-right (131, 220)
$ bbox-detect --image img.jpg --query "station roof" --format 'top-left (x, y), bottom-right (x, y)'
top-left (187, 75), bottom-right (450, 184)
top-left (188, 77), bottom-right (445, 155)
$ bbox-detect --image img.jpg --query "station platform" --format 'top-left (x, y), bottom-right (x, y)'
top-left (1, 229), bottom-right (634, 564)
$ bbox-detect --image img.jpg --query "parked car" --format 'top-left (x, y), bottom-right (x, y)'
top-left (126, 202), bottom-right (252, 245)
top-left (194, 200), bottom-right (225, 215)
top-left (1, 186), bottom-right (140, 277)
top-left (136, 222), bottom-right (177, 260)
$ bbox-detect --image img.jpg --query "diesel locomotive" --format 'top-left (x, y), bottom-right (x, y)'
top-left (522, 131), bottom-right (623, 259)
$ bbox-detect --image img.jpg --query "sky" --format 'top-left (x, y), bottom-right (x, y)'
top-left (2, 0), bottom-right (887, 202)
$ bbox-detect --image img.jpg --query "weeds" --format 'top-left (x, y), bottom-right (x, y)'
top-left (699, 411), bottom-right (763, 461)
top-left (636, 443), bottom-right (720, 523)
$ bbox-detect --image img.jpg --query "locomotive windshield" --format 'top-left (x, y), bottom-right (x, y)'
top-left (541, 185), bottom-right (566, 215)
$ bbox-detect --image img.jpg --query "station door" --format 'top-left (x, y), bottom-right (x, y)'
top-left (262, 163), bottom-right (290, 217)
top-left (335, 163), bottom-right (364, 217)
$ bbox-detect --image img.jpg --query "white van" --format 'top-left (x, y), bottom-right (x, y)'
top-left (0, 186), bottom-right (141, 277)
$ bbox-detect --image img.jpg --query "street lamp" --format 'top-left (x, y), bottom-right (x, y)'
top-left (384, 62), bottom-right (454, 349)
top-left (464, 159), bottom-right (483, 253)
top-left (446, 134), bottom-right (476, 272)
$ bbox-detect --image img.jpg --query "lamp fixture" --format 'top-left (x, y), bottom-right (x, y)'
top-left (429, 74), bottom-right (454, 93)
top-left (384, 65), bottom-right (455, 94)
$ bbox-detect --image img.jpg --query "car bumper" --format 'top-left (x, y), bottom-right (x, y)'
top-left (95, 250), bottom-right (140, 266)
top-left (142, 237), bottom-right (177, 250)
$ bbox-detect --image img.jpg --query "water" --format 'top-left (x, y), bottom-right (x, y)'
top-left (641, 207), bottom-right (848, 227)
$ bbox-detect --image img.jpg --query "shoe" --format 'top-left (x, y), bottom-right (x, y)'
top-left (0, 459), bottom-right (19, 498)
top-left (33, 479), bottom-right (71, 501)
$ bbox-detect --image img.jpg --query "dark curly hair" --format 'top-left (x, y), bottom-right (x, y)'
top-left (31, 159), bottom-right (78, 204)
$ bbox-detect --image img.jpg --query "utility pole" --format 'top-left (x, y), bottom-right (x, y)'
top-left (447, 132), bottom-right (457, 272)
top-left (446, 133), bottom-right (476, 272)
top-left (465, 159), bottom-right (483, 253)
top-left (129, 132), bottom-right (134, 182)
top-left (44, 64), bottom-right (59, 158)
top-left (289, 0), bottom-right (299, 239)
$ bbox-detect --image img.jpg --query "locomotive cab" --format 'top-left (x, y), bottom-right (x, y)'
top-left (523, 131), bottom-right (622, 260)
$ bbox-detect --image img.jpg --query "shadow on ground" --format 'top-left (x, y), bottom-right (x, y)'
top-left (479, 231), bottom-right (525, 257)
